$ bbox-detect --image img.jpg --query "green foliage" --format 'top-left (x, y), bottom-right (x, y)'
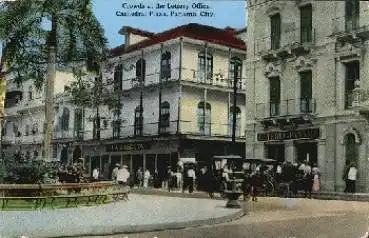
top-left (0, 0), bottom-right (108, 89)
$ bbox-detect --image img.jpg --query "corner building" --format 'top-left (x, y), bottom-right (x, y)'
top-left (245, 0), bottom-right (369, 192)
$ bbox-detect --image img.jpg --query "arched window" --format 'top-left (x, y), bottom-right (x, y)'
top-left (197, 102), bottom-right (211, 135)
top-left (28, 86), bottom-right (33, 100)
top-left (229, 57), bottom-right (242, 88)
top-left (159, 101), bottom-right (170, 133)
top-left (161, 52), bottom-right (171, 80)
top-left (134, 106), bottom-right (143, 136)
top-left (114, 64), bottom-right (123, 91)
top-left (345, 133), bottom-right (358, 166)
top-left (197, 52), bottom-right (213, 83)
top-left (136, 58), bottom-right (146, 83)
top-left (61, 108), bottom-right (70, 131)
top-left (229, 106), bottom-right (241, 137)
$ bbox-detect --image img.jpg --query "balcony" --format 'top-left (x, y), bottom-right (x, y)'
top-left (332, 16), bottom-right (369, 42)
top-left (53, 130), bottom-right (74, 140)
top-left (180, 120), bottom-right (245, 139)
top-left (256, 26), bottom-right (316, 61)
top-left (181, 68), bottom-right (244, 91)
top-left (256, 98), bottom-right (316, 126)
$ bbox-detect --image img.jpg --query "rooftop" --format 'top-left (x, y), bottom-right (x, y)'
top-left (109, 23), bottom-right (247, 57)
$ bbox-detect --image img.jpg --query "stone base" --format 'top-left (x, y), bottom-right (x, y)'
top-left (226, 199), bottom-right (241, 209)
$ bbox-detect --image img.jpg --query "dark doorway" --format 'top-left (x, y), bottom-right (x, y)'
top-left (60, 147), bottom-right (68, 165)
top-left (91, 156), bottom-right (100, 172)
top-left (295, 142), bottom-right (317, 165)
top-left (266, 144), bottom-right (285, 163)
top-left (73, 146), bottom-right (82, 162)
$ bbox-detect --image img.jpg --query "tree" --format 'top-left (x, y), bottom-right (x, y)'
top-left (69, 65), bottom-right (122, 141)
top-left (0, 0), bottom-right (108, 159)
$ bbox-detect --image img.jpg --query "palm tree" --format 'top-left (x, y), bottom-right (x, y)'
top-left (0, 0), bottom-right (108, 159)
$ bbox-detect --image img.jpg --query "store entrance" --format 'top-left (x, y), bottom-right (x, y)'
top-left (295, 142), bottom-right (317, 165)
top-left (266, 144), bottom-right (285, 163)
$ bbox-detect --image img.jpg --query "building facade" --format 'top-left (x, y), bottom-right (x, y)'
top-left (3, 23), bottom-right (247, 179)
top-left (246, 0), bottom-right (369, 192)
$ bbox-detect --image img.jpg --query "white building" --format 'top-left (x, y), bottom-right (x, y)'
top-left (246, 0), bottom-right (369, 192)
top-left (3, 23), bottom-right (247, 179)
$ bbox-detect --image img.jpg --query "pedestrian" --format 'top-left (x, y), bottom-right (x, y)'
top-left (112, 164), bottom-right (120, 183)
top-left (312, 163), bottom-right (321, 193)
top-left (117, 165), bottom-right (130, 200)
top-left (204, 168), bottom-right (215, 198)
top-left (176, 168), bottom-right (183, 191)
top-left (143, 169), bottom-right (150, 188)
top-left (137, 167), bottom-right (143, 188)
top-left (347, 162), bottom-right (358, 193)
top-left (92, 167), bottom-right (99, 182)
top-left (187, 166), bottom-right (196, 194)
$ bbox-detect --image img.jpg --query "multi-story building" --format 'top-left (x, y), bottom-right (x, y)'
top-left (246, 0), bottom-right (369, 192)
top-left (3, 23), bottom-right (247, 178)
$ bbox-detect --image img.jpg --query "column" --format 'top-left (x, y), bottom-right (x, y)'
top-left (285, 140), bottom-right (295, 163)
top-left (120, 153), bottom-right (123, 167)
top-left (155, 154), bottom-right (158, 171)
top-left (143, 153), bottom-right (146, 171)
top-left (130, 154), bottom-right (133, 173)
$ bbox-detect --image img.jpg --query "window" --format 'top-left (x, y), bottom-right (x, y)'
top-left (28, 86), bottom-right (33, 100)
top-left (269, 77), bottom-right (281, 117)
top-left (93, 116), bottom-right (100, 140)
top-left (229, 57), bottom-right (243, 88)
top-left (345, 0), bottom-right (360, 31)
top-left (32, 123), bottom-right (38, 135)
top-left (300, 5), bottom-right (312, 43)
top-left (345, 61), bottom-right (359, 109)
top-left (345, 133), bottom-right (358, 165)
top-left (74, 108), bottom-right (83, 140)
top-left (61, 108), bottom-right (70, 131)
top-left (270, 14), bottom-right (281, 50)
top-left (114, 64), bottom-right (123, 91)
top-left (13, 123), bottom-right (20, 137)
top-left (136, 59), bottom-right (146, 83)
top-left (112, 109), bottom-right (121, 138)
top-left (159, 101), bottom-right (170, 133)
top-left (229, 106), bottom-right (241, 137)
top-left (103, 120), bottom-right (108, 129)
top-left (197, 102), bottom-right (211, 135)
top-left (197, 52), bottom-right (213, 83)
top-left (161, 52), bottom-right (171, 80)
top-left (299, 71), bottom-right (313, 113)
top-left (134, 106), bottom-right (143, 136)
top-left (25, 125), bottom-right (30, 136)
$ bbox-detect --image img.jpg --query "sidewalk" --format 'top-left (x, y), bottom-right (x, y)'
top-left (133, 187), bottom-right (369, 202)
top-left (0, 194), bottom-right (244, 238)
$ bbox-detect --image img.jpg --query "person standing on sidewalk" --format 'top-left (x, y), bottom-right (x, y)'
top-left (347, 163), bottom-right (358, 193)
top-left (187, 166), bottom-right (196, 194)
top-left (312, 163), bottom-right (321, 193)
top-left (143, 169), bottom-right (150, 188)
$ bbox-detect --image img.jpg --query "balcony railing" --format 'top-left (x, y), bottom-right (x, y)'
top-left (332, 15), bottom-right (369, 37)
top-left (256, 26), bottom-right (316, 56)
top-left (256, 98), bottom-right (316, 119)
top-left (181, 68), bottom-right (244, 90)
top-left (345, 92), bottom-right (354, 109)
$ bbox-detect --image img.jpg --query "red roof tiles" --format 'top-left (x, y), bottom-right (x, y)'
top-left (109, 23), bottom-right (246, 57)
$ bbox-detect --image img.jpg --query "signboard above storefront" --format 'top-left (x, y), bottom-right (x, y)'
top-left (106, 142), bottom-right (151, 152)
top-left (257, 128), bottom-right (320, 141)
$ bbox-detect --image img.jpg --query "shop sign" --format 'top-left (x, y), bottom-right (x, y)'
top-left (106, 143), bottom-right (151, 152)
top-left (257, 128), bottom-right (320, 141)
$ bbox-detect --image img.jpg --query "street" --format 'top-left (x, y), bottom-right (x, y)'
top-left (85, 197), bottom-right (369, 238)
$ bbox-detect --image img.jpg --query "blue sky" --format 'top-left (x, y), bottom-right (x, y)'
top-left (0, 0), bottom-right (246, 57)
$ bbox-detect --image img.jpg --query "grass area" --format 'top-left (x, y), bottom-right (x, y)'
top-left (1, 196), bottom-right (115, 211)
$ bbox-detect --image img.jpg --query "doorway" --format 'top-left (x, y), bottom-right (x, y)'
top-left (295, 142), bottom-right (317, 165)
top-left (266, 144), bottom-right (285, 163)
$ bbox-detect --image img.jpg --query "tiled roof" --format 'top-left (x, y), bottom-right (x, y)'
top-left (109, 23), bottom-right (247, 57)
top-left (119, 26), bottom-right (155, 38)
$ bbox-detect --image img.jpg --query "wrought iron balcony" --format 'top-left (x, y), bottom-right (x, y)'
top-left (256, 98), bottom-right (316, 119)
top-left (256, 25), bottom-right (316, 60)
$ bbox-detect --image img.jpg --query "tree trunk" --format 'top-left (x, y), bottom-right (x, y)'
top-left (43, 14), bottom-right (57, 160)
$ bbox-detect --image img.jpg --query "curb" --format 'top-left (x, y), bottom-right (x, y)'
top-left (57, 207), bottom-right (245, 238)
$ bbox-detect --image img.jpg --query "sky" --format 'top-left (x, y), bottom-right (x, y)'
top-left (0, 0), bottom-right (246, 56)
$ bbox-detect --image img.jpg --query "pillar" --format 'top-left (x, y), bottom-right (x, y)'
top-left (130, 154), bottom-right (133, 173)
top-left (143, 153), bottom-right (146, 171)
top-left (285, 141), bottom-right (295, 163)
top-left (155, 154), bottom-right (158, 171)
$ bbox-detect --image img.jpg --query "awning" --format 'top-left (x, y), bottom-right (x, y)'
top-left (179, 157), bottom-right (196, 164)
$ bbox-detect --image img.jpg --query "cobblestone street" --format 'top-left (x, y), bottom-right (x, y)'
top-left (85, 197), bottom-right (369, 238)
